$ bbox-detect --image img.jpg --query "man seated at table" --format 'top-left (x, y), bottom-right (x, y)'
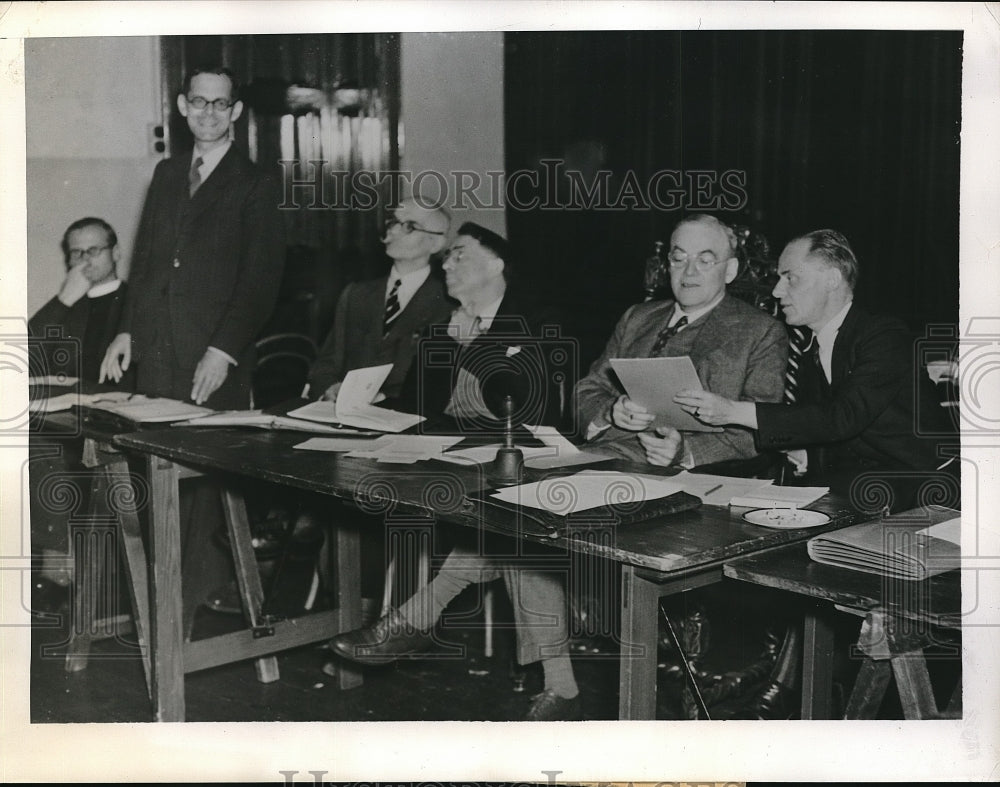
top-left (674, 228), bottom-right (953, 718)
top-left (328, 223), bottom-right (577, 721)
top-left (29, 217), bottom-right (132, 386)
top-left (307, 197), bottom-right (454, 402)
top-left (29, 217), bottom-right (132, 591)
top-left (575, 213), bottom-right (788, 468)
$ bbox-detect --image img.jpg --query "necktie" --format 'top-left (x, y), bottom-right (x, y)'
top-left (383, 278), bottom-right (402, 334)
top-left (783, 326), bottom-right (815, 404)
top-left (189, 156), bottom-right (204, 196)
top-left (650, 315), bottom-right (688, 356)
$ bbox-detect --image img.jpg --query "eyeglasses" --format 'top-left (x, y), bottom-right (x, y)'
top-left (668, 248), bottom-right (727, 272)
top-left (385, 217), bottom-right (444, 236)
top-left (186, 95), bottom-right (236, 112)
top-left (68, 245), bottom-right (112, 262)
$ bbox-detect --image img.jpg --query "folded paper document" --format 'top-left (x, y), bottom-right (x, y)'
top-left (729, 485), bottom-right (829, 508)
top-left (287, 364), bottom-right (425, 433)
top-left (807, 507), bottom-right (961, 581)
top-left (609, 356), bottom-right (722, 432)
top-left (175, 411), bottom-right (378, 434)
top-left (81, 394), bottom-right (212, 423)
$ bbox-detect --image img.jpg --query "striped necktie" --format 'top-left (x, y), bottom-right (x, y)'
top-left (189, 156), bottom-right (204, 196)
top-left (784, 326), bottom-right (815, 403)
top-left (383, 278), bottom-right (402, 335)
top-left (650, 314), bottom-right (688, 356)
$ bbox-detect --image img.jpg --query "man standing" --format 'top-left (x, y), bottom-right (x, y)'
top-left (307, 198), bottom-right (452, 402)
top-left (675, 229), bottom-right (951, 718)
top-left (101, 65), bottom-right (284, 408)
top-left (576, 213), bottom-right (787, 468)
top-left (30, 217), bottom-right (130, 385)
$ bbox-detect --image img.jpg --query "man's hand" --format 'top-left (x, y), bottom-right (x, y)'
top-left (99, 332), bottom-right (132, 383)
top-left (191, 350), bottom-right (231, 405)
top-left (319, 382), bottom-right (342, 403)
top-left (611, 395), bottom-right (655, 431)
top-left (674, 389), bottom-right (757, 429)
top-left (636, 426), bottom-right (684, 467)
top-left (57, 264), bottom-right (91, 307)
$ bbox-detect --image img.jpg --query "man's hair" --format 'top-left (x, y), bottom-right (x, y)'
top-left (456, 222), bottom-right (512, 278)
top-left (793, 229), bottom-right (860, 290)
top-left (183, 65), bottom-right (239, 101)
top-left (61, 217), bottom-right (118, 260)
top-left (674, 213), bottom-right (739, 259)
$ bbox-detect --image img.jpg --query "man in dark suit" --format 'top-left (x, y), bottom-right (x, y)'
top-left (30, 217), bottom-right (131, 386)
top-left (328, 224), bottom-right (580, 721)
top-left (576, 213), bottom-right (788, 468)
top-left (675, 229), bottom-right (951, 718)
top-left (100, 65), bottom-right (284, 408)
top-left (308, 198), bottom-right (452, 402)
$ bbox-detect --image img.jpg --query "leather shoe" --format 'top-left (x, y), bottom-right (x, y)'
top-left (524, 689), bottom-right (583, 721)
top-left (736, 681), bottom-right (798, 720)
top-left (328, 608), bottom-right (433, 665)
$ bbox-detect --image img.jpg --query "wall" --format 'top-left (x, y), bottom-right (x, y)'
top-left (400, 32), bottom-right (505, 238)
top-left (25, 36), bottom-right (161, 315)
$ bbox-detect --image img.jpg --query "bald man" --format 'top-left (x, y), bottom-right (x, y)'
top-left (307, 198), bottom-right (453, 402)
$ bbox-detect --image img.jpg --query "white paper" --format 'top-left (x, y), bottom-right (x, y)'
top-left (28, 392), bottom-right (79, 412)
top-left (916, 516), bottom-right (962, 546)
top-left (671, 471), bottom-right (775, 506)
top-left (729, 485), bottom-right (829, 508)
top-left (80, 394), bottom-right (212, 423)
top-left (609, 356), bottom-right (722, 432)
top-left (346, 435), bottom-right (463, 463)
top-left (491, 470), bottom-right (683, 515)
top-left (28, 375), bottom-right (79, 386)
top-left (294, 436), bottom-right (391, 452)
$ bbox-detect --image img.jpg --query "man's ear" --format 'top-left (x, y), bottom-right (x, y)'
top-left (229, 100), bottom-right (244, 123)
top-left (111, 244), bottom-right (122, 270)
top-left (723, 256), bottom-right (740, 284)
top-left (177, 93), bottom-right (189, 117)
top-left (825, 265), bottom-right (844, 290)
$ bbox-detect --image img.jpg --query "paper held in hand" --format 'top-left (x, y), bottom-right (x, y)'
top-left (609, 356), bottom-right (722, 432)
top-left (287, 364), bottom-right (425, 433)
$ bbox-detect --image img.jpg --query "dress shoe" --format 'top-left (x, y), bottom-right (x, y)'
top-left (328, 608), bottom-right (433, 665)
top-left (736, 680), bottom-right (798, 720)
top-left (524, 689), bottom-right (583, 721)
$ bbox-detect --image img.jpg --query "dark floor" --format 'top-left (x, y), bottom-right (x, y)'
top-left (28, 565), bottom-right (960, 723)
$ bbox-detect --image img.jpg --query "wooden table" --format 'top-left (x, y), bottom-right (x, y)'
top-left (724, 524), bottom-right (962, 719)
top-left (113, 426), bottom-right (875, 721)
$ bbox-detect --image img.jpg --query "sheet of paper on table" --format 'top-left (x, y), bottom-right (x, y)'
top-left (729, 485), bottom-right (830, 508)
top-left (915, 516), bottom-right (961, 546)
top-left (345, 434), bottom-right (464, 463)
top-left (28, 392), bottom-right (80, 413)
top-left (175, 411), bottom-right (376, 434)
top-left (608, 356), bottom-right (722, 432)
top-left (294, 435), bottom-right (397, 452)
top-left (80, 394), bottom-right (213, 422)
top-left (491, 469), bottom-right (683, 515)
top-left (670, 471), bottom-right (775, 506)
top-left (287, 364), bottom-right (425, 433)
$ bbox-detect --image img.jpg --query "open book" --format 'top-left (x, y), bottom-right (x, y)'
top-left (807, 506), bottom-right (961, 581)
top-left (286, 364), bottom-right (425, 433)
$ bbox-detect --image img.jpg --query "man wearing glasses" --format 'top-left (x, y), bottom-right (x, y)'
top-left (100, 65), bottom-right (284, 409)
top-left (576, 213), bottom-right (787, 467)
top-left (307, 197), bottom-right (452, 402)
top-left (30, 217), bottom-right (130, 385)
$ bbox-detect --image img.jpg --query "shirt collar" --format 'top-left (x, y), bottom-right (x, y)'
top-left (86, 278), bottom-right (122, 299)
top-left (673, 290), bottom-right (725, 326)
top-left (193, 141), bottom-right (232, 182)
top-left (815, 299), bottom-right (853, 350)
top-left (387, 264), bottom-right (431, 291)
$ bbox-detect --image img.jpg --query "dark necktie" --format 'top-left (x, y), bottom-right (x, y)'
top-left (650, 314), bottom-right (688, 356)
top-left (383, 278), bottom-right (402, 334)
top-left (189, 156), bottom-right (204, 196)
top-left (783, 326), bottom-right (815, 404)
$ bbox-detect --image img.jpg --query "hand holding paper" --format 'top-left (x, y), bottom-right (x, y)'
top-left (609, 356), bottom-right (722, 432)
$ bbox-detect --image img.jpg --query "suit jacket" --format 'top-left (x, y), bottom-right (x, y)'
top-left (395, 293), bottom-right (567, 433)
top-left (29, 282), bottom-right (131, 386)
top-left (756, 303), bottom-right (943, 483)
top-left (576, 294), bottom-right (787, 466)
top-left (308, 270), bottom-right (452, 400)
top-left (119, 146), bottom-right (285, 408)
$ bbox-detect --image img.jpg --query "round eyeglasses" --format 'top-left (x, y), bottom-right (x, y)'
top-left (186, 95), bottom-right (236, 112)
top-left (68, 245), bottom-right (112, 262)
top-left (385, 217), bottom-right (445, 236)
top-left (667, 249), bottom-right (727, 272)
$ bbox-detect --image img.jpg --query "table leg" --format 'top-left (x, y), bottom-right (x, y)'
top-left (801, 608), bottom-right (835, 719)
top-left (333, 520), bottom-right (362, 690)
top-left (147, 455), bottom-right (185, 722)
top-left (618, 565), bottom-right (659, 720)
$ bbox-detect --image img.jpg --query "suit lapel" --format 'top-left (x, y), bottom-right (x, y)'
top-left (830, 302), bottom-right (859, 388)
top-left (383, 273), bottom-right (448, 340)
top-left (185, 146), bottom-right (242, 221)
top-left (687, 295), bottom-right (735, 362)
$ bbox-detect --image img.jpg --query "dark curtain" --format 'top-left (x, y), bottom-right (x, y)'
top-left (160, 34), bottom-right (401, 342)
top-left (505, 31), bottom-right (962, 368)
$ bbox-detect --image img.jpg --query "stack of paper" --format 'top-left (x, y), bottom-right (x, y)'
top-left (287, 364), bottom-right (425, 433)
top-left (82, 394), bottom-right (212, 423)
top-left (491, 470), bottom-right (683, 515)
